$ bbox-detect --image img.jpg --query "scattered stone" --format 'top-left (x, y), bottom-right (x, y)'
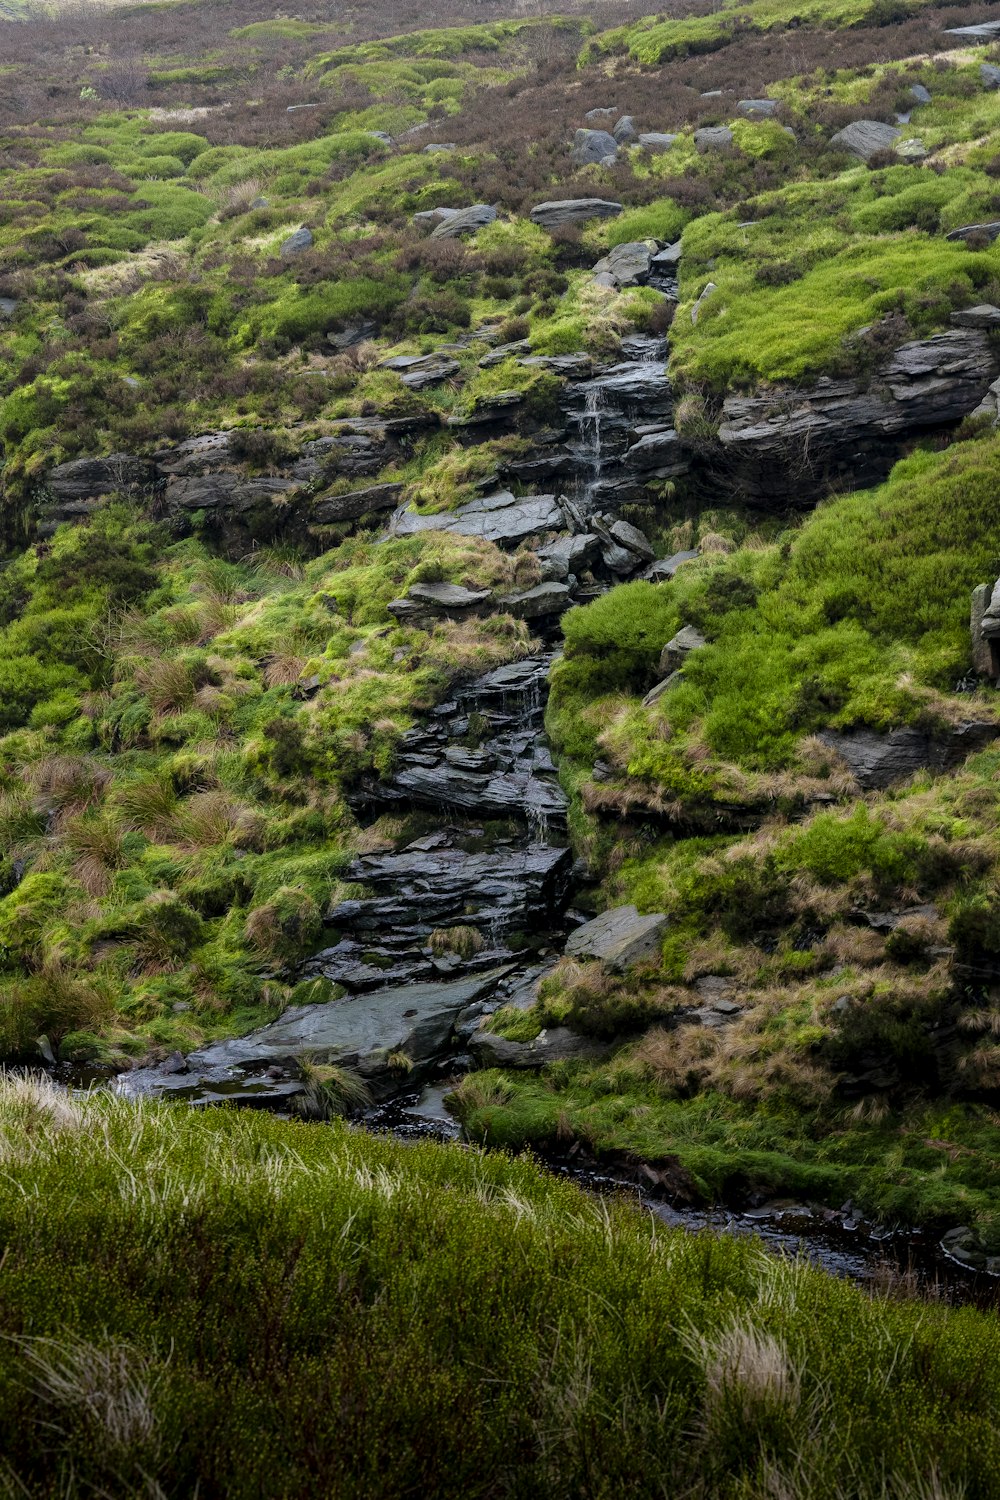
top-left (691, 281), bottom-right (717, 325)
top-left (828, 120), bottom-right (900, 163)
top-left (570, 128), bottom-right (619, 166)
top-left (530, 198), bottom-right (623, 228)
top-left (430, 204), bottom-right (497, 239)
top-left (413, 206), bottom-right (458, 228)
top-left (565, 905), bottom-right (669, 972)
top-left (641, 671), bottom-right (681, 708)
top-left (423, 143), bottom-right (456, 153)
top-left (896, 138), bottom-right (928, 162)
top-left (908, 83), bottom-right (931, 105)
top-left (280, 225), bottom-right (314, 257)
top-left (585, 107), bottom-right (617, 123)
top-left (378, 352), bottom-right (461, 389)
top-left (328, 320), bottom-right (380, 351)
top-left (591, 240), bottom-right (657, 289)
top-left (659, 625), bottom-right (706, 676)
top-left (469, 1025), bottom-right (610, 1069)
top-left (694, 126), bottom-right (733, 152)
top-left (613, 115), bottom-right (637, 144)
top-left (946, 221), bottom-right (1000, 245)
top-left (498, 581), bottom-right (573, 619)
top-left (643, 548), bottom-right (700, 582)
top-left (652, 241), bottom-right (682, 269)
top-left (638, 132), bottom-right (677, 152)
top-left (607, 517), bottom-right (655, 561)
top-left (981, 64), bottom-right (1000, 91)
top-left (737, 99), bottom-right (780, 117)
top-left (367, 130), bottom-right (394, 145)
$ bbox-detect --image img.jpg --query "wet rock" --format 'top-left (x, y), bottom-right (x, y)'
top-left (391, 490), bottom-right (566, 547)
top-left (530, 198), bottom-right (623, 229)
top-left (469, 1025), bottom-right (610, 1068)
top-left (430, 204), bottom-right (497, 239)
top-left (613, 115), bottom-right (637, 144)
top-left (280, 225), bottom-right (314, 257)
top-left (606, 517), bottom-right (654, 562)
top-left (819, 722), bottom-right (1000, 790)
top-left (694, 126), bottom-right (733, 152)
top-left (536, 533), bottom-right (601, 580)
top-left (946, 221), bottom-right (1000, 245)
top-left (829, 120), bottom-right (900, 162)
top-left (940, 1224), bottom-right (988, 1270)
top-left (624, 427), bottom-right (688, 478)
top-left (565, 905), bottom-right (668, 972)
top-left (659, 625), bottom-right (706, 675)
top-left (591, 240), bottom-right (656, 288)
top-left (119, 969), bottom-right (516, 1105)
top-left (639, 133), bottom-right (677, 151)
top-left (737, 99), bottom-right (780, 117)
top-left (570, 128), bottom-right (618, 166)
top-left (310, 482), bottom-right (403, 525)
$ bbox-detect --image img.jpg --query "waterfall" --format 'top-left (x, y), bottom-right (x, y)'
top-left (579, 381), bottom-right (606, 511)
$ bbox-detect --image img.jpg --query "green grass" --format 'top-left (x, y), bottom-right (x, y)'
top-left (2, 1078), bottom-right (1000, 1498)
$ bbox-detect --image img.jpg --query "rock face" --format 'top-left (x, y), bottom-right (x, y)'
top-left (430, 204), bottom-right (497, 239)
top-left (565, 906), bottom-right (669, 972)
top-left (391, 490), bottom-right (566, 547)
top-left (713, 328), bottom-right (1000, 505)
top-left (570, 128), bottom-right (618, 166)
top-left (280, 225), bottom-right (313, 257)
top-left (946, 222), bottom-right (1000, 245)
top-left (41, 454), bottom-right (158, 530)
top-left (530, 198), bottom-right (623, 228)
top-left (828, 120), bottom-right (900, 162)
top-left (819, 723), bottom-right (1000, 790)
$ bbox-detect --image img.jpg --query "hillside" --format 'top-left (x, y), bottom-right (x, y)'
top-left (5, 0), bottom-right (1000, 1489)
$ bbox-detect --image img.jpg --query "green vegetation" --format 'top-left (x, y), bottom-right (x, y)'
top-left (2, 1078), bottom-right (1000, 1499)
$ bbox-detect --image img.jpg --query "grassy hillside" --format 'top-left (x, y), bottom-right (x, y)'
top-left (0, 1077), bottom-right (998, 1499)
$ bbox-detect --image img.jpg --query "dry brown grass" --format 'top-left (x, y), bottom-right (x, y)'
top-left (27, 755), bottom-right (111, 822)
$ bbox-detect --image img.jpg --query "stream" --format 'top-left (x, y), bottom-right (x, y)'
top-left (110, 339), bottom-right (999, 1306)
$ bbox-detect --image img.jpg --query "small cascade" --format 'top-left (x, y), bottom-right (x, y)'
top-left (578, 381), bottom-right (606, 512)
top-left (567, 337), bottom-right (672, 514)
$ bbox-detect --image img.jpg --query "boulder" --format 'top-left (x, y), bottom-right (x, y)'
top-left (469, 1025), bottom-right (609, 1069)
top-left (280, 225), bottom-right (314, 257)
top-left (613, 115), bottom-right (637, 144)
top-left (908, 83), bottom-right (931, 105)
top-left (691, 282), bottom-right (717, 324)
top-left (896, 138), bottom-right (927, 162)
top-left (394, 581), bottom-right (491, 618)
top-left (642, 671), bottom-right (682, 708)
top-left (625, 426), bottom-right (688, 476)
top-left (819, 722), bottom-right (1000, 790)
top-left (643, 548), bottom-right (699, 582)
top-left (694, 126), bottom-right (733, 152)
top-left (585, 107), bottom-right (617, 123)
top-left (828, 120), bottom-right (900, 162)
top-left (530, 198), bottom-right (623, 229)
top-left (591, 240), bottom-right (656, 288)
top-left (651, 241), bottom-right (682, 269)
top-left (328, 320), bottom-right (380, 351)
top-left (379, 352), bottom-right (461, 389)
top-left (497, 581), bottom-right (573, 619)
top-left (981, 64), bottom-right (1000, 91)
top-left (737, 99), bottom-right (780, 117)
top-left (951, 305), bottom-right (1000, 329)
top-left (423, 143), bottom-right (456, 154)
top-left (607, 517), bottom-right (654, 561)
top-left (413, 207), bottom-right (458, 228)
top-left (391, 489), bottom-right (566, 548)
top-left (946, 221), bottom-right (1000, 245)
top-left (430, 204), bottom-right (497, 239)
top-left (0, 297), bottom-right (16, 318)
top-left (536, 533), bottom-right (601, 580)
top-left (638, 133), bottom-right (677, 152)
top-left (659, 624), bottom-right (706, 675)
top-left (570, 128), bottom-right (619, 166)
top-left (971, 582), bottom-right (999, 679)
top-left (565, 905), bottom-right (668, 972)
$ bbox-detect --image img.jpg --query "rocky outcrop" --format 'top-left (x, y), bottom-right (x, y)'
top-left (530, 198), bottom-right (623, 229)
top-left (39, 454), bottom-right (159, 532)
top-left (430, 204), bottom-right (497, 239)
top-left (565, 906), bottom-right (668, 972)
top-left (639, 133), bottom-right (677, 151)
top-left (280, 225), bottom-right (313, 257)
top-left (391, 489), bottom-right (566, 547)
top-left (946, 222), bottom-right (1000, 245)
top-left (972, 580), bottom-right (1000, 679)
top-left (694, 126), bottom-right (733, 151)
top-left (591, 240), bottom-right (658, 289)
top-left (469, 1025), bottom-right (609, 1069)
top-left (828, 120), bottom-right (900, 162)
top-left (819, 722), bottom-right (1000, 791)
top-left (737, 99), bottom-right (779, 117)
top-left (712, 328), bottom-right (1000, 506)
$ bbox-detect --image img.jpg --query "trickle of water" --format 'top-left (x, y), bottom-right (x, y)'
top-left (578, 382), bottom-right (606, 511)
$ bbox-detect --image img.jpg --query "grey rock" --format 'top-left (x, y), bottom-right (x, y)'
top-left (691, 282), bottom-right (717, 325)
top-left (593, 271), bottom-right (619, 290)
top-left (659, 625), bottom-right (706, 675)
top-left (828, 120), bottom-right (900, 162)
top-left (367, 131), bottom-right (394, 145)
top-left (430, 204), bottom-right (497, 239)
top-left (613, 115), bottom-right (637, 144)
top-left (819, 722), bottom-right (1000, 790)
top-left (530, 198), bottom-right (623, 229)
top-left (694, 126), bottom-right (733, 152)
top-left (946, 221), bottom-right (1000, 245)
top-left (45, 453), bottom-right (156, 503)
top-left (413, 207), bottom-right (458, 228)
top-left (608, 517), bottom-right (654, 561)
top-left (378, 352), bottom-right (461, 389)
top-left (328, 320), bottom-right (380, 351)
top-left (402, 581), bottom-right (491, 615)
top-left (469, 1025), bottom-right (609, 1069)
top-left (0, 297), bottom-right (16, 318)
top-left (940, 1224), bottom-right (987, 1270)
top-left (908, 83), bottom-right (931, 105)
top-left (498, 581), bottom-right (573, 619)
top-left (585, 107), bottom-right (617, 123)
top-left (944, 20), bottom-right (1000, 38)
top-left (591, 239), bottom-right (657, 288)
top-left (737, 99), bottom-right (780, 117)
top-left (119, 969), bottom-right (515, 1105)
top-left (981, 64), bottom-right (1000, 91)
top-left (638, 133), bottom-right (677, 152)
top-left (423, 143), bottom-right (456, 154)
top-left (951, 305), bottom-right (1000, 329)
top-left (565, 905), bottom-right (668, 972)
top-left (280, 225), bottom-right (314, 257)
top-left (571, 128), bottom-right (619, 166)
top-left (310, 482), bottom-right (403, 524)
top-left (536, 533), bottom-right (601, 580)
top-left (896, 138), bottom-right (927, 162)
top-left (971, 582), bottom-right (999, 678)
top-left (164, 473), bottom-right (298, 515)
top-left (651, 241), bottom-right (682, 268)
top-left (625, 427), bottom-right (688, 477)
top-left (391, 489), bottom-right (566, 548)
top-left (642, 671), bottom-right (682, 708)
top-left (643, 548), bottom-right (699, 582)
top-left (446, 391), bottom-right (527, 428)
